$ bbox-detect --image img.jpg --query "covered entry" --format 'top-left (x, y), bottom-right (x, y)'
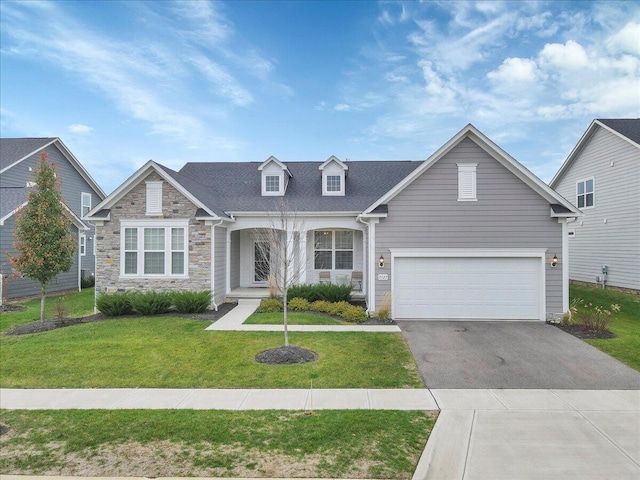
top-left (392, 249), bottom-right (545, 321)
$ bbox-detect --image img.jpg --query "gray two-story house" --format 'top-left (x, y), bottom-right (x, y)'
top-left (0, 138), bottom-right (105, 303)
top-left (88, 125), bottom-right (580, 321)
top-left (550, 119), bottom-right (640, 292)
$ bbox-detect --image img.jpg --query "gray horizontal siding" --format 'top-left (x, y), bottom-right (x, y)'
top-left (555, 127), bottom-right (640, 290)
top-left (376, 137), bottom-right (562, 315)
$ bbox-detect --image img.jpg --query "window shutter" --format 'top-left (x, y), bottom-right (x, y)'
top-left (146, 182), bottom-right (163, 215)
top-left (457, 164), bottom-right (477, 201)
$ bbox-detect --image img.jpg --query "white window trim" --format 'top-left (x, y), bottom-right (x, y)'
top-left (576, 177), bottom-right (595, 209)
top-left (81, 192), bottom-right (92, 217)
top-left (79, 234), bottom-right (86, 256)
top-left (262, 172), bottom-right (284, 196)
top-left (119, 219), bottom-right (189, 278)
top-left (146, 181), bottom-right (163, 215)
top-left (457, 163), bottom-right (477, 201)
top-left (322, 173), bottom-right (345, 196)
top-left (313, 229), bottom-right (354, 270)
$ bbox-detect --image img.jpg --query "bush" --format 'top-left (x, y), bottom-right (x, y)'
top-left (287, 283), bottom-right (352, 303)
top-left (96, 292), bottom-right (134, 316)
top-left (81, 276), bottom-right (95, 289)
top-left (340, 304), bottom-right (367, 323)
top-left (310, 300), bottom-right (332, 313)
top-left (377, 307), bottom-right (391, 322)
top-left (129, 291), bottom-right (172, 316)
top-left (571, 298), bottom-right (620, 333)
top-left (172, 291), bottom-right (211, 314)
top-left (288, 297), bottom-right (310, 312)
top-left (257, 298), bottom-right (283, 313)
top-left (329, 300), bottom-right (353, 317)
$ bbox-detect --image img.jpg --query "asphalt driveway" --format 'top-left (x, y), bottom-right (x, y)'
top-left (398, 321), bottom-right (640, 389)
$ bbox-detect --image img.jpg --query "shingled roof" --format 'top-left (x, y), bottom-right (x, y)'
top-left (0, 138), bottom-right (56, 170)
top-left (177, 160), bottom-right (423, 213)
top-left (597, 118), bottom-right (640, 146)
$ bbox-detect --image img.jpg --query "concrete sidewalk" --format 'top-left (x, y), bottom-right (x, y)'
top-left (206, 298), bottom-right (400, 332)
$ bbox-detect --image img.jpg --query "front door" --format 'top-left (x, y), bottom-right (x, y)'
top-left (254, 241), bottom-right (270, 283)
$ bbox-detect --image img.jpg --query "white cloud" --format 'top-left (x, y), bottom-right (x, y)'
top-left (68, 124), bottom-right (93, 134)
top-left (335, 104), bottom-right (351, 112)
top-left (539, 40), bottom-right (589, 70)
top-left (487, 57), bottom-right (544, 84)
top-left (607, 22), bottom-right (640, 55)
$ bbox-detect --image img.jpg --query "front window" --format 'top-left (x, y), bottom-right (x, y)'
top-left (81, 193), bottom-right (91, 216)
top-left (79, 235), bottom-right (86, 256)
top-left (265, 175), bottom-right (280, 192)
top-left (577, 179), bottom-right (594, 208)
top-left (121, 224), bottom-right (187, 276)
top-left (314, 230), bottom-right (353, 270)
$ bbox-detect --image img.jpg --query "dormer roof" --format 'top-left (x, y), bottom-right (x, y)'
top-left (319, 155), bottom-right (348, 172)
top-left (258, 156), bottom-right (292, 177)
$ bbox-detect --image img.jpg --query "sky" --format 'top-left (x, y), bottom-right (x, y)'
top-left (1, 0), bottom-right (639, 194)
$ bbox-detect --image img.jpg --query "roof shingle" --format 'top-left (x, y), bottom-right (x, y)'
top-left (0, 138), bottom-right (55, 170)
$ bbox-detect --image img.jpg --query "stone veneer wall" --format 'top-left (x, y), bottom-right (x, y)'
top-left (95, 172), bottom-right (212, 294)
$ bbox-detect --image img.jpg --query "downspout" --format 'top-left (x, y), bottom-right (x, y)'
top-left (357, 216), bottom-right (374, 314)
top-left (210, 219), bottom-right (225, 311)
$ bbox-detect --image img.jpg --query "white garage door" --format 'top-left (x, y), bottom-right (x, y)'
top-left (393, 256), bottom-right (542, 320)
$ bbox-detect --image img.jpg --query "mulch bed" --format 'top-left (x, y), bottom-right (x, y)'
top-left (1, 305), bottom-right (25, 313)
top-left (552, 323), bottom-right (616, 340)
top-left (4, 302), bottom-right (237, 336)
top-left (255, 345), bottom-right (318, 365)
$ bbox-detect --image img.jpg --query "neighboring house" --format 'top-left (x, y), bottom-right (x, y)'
top-left (550, 118), bottom-right (640, 292)
top-left (0, 138), bottom-right (105, 303)
top-left (87, 124), bottom-right (579, 321)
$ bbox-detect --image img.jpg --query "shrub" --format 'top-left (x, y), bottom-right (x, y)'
top-left (288, 283), bottom-right (352, 303)
top-left (257, 298), bottom-right (283, 313)
top-left (329, 300), bottom-right (353, 317)
top-left (172, 291), bottom-right (211, 314)
top-left (340, 304), bottom-right (367, 323)
top-left (96, 292), bottom-right (134, 316)
top-left (577, 303), bottom-right (620, 333)
top-left (54, 296), bottom-right (67, 319)
top-left (129, 291), bottom-right (172, 316)
top-left (310, 300), bottom-right (332, 313)
top-left (288, 297), bottom-right (310, 312)
top-left (377, 307), bottom-right (391, 322)
top-left (81, 276), bottom-right (95, 289)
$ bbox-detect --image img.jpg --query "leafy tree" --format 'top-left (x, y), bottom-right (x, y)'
top-left (9, 152), bottom-right (76, 321)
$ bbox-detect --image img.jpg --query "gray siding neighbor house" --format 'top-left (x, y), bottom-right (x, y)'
top-left (0, 138), bottom-right (105, 304)
top-left (550, 119), bottom-right (640, 292)
top-left (87, 124), bottom-right (580, 321)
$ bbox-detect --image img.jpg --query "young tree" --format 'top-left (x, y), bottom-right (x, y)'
top-left (9, 153), bottom-right (76, 321)
top-left (254, 198), bottom-right (305, 347)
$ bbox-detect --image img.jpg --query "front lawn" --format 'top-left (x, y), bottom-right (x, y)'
top-left (570, 284), bottom-right (640, 371)
top-left (0, 316), bottom-right (421, 388)
top-left (245, 311), bottom-right (345, 325)
top-left (0, 409), bottom-right (436, 479)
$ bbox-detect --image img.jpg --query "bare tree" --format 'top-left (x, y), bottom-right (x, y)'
top-left (253, 198), bottom-right (305, 347)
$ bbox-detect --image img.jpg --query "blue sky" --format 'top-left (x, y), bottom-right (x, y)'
top-left (1, 0), bottom-right (638, 194)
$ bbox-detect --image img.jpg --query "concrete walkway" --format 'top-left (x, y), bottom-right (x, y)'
top-left (2, 388), bottom-right (639, 479)
top-left (205, 298), bottom-right (401, 332)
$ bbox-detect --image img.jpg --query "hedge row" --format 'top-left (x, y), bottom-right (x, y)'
top-left (287, 283), bottom-right (352, 303)
top-left (96, 291), bottom-right (211, 316)
top-left (257, 297), bottom-right (367, 324)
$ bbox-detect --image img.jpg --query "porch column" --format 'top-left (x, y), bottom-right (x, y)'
top-left (299, 230), bottom-right (307, 284)
top-left (226, 229), bottom-right (232, 295)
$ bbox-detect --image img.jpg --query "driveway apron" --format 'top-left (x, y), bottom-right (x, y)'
top-left (397, 320), bottom-right (640, 389)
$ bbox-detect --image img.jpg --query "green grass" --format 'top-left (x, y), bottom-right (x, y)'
top-left (0, 409), bottom-right (436, 478)
top-left (0, 317), bottom-right (421, 388)
top-left (245, 311), bottom-right (345, 325)
top-left (0, 288), bottom-right (95, 332)
top-left (570, 284), bottom-right (640, 371)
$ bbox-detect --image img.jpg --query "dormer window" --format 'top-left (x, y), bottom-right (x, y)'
top-left (320, 156), bottom-right (348, 196)
top-left (259, 156), bottom-right (290, 196)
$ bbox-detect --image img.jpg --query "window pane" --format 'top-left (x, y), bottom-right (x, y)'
top-left (144, 252), bottom-right (164, 274)
top-left (586, 179), bottom-right (593, 192)
top-left (327, 175), bottom-right (341, 192)
top-left (124, 252), bottom-right (137, 274)
top-left (314, 230), bottom-right (332, 249)
top-left (335, 251), bottom-right (353, 270)
top-left (314, 251), bottom-right (332, 270)
top-left (172, 252), bottom-right (184, 274)
top-left (577, 195), bottom-right (585, 208)
top-left (125, 228), bottom-right (137, 250)
top-left (171, 228), bottom-right (184, 250)
top-left (335, 230), bottom-right (353, 249)
top-left (266, 175), bottom-right (280, 192)
top-left (144, 228), bottom-right (164, 250)
top-left (577, 182), bottom-right (584, 195)
top-left (586, 193), bottom-right (594, 207)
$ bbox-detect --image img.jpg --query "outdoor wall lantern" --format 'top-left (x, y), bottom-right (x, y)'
top-left (378, 255), bottom-right (385, 268)
top-left (551, 254), bottom-right (558, 268)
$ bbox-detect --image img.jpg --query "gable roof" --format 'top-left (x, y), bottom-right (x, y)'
top-left (85, 160), bottom-right (222, 220)
top-left (319, 155), bottom-right (348, 171)
top-left (0, 137), bottom-right (106, 199)
top-left (365, 123), bottom-right (580, 216)
top-left (550, 119), bottom-right (640, 188)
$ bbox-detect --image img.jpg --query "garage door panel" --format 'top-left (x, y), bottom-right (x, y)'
top-left (393, 256), bottom-right (541, 320)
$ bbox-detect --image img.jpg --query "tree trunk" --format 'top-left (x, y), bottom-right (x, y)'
top-left (40, 283), bottom-right (46, 322)
top-left (283, 288), bottom-right (289, 347)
